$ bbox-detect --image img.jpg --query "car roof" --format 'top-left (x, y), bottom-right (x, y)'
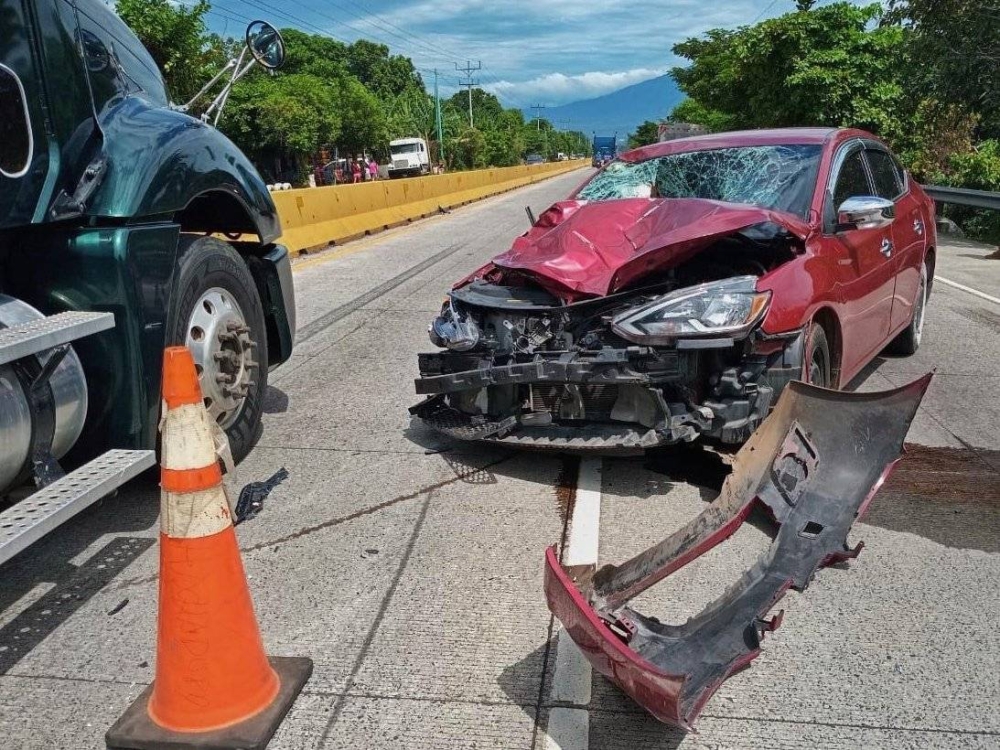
top-left (390, 137), bottom-right (424, 144)
top-left (621, 127), bottom-right (874, 161)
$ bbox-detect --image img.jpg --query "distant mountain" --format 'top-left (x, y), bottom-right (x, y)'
top-left (524, 74), bottom-right (685, 144)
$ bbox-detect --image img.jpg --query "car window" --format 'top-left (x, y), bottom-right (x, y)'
top-left (576, 144), bottom-right (822, 218)
top-left (0, 65), bottom-right (32, 177)
top-left (866, 149), bottom-right (902, 199)
top-left (832, 149), bottom-right (871, 209)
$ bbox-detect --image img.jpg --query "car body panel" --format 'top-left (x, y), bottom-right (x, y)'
top-left (545, 374), bottom-right (932, 729)
top-left (490, 198), bottom-right (810, 301)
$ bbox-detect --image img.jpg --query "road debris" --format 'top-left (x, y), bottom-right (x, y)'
top-left (234, 468), bottom-right (290, 524)
top-left (544, 373), bottom-right (932, 730)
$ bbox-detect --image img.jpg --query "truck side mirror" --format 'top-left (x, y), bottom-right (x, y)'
top-left (245, 21), bottom-right (285, 70)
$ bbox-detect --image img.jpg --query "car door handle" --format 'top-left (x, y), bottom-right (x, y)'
top-left (913, 219), bottom-right (924, 235)
top-left (881, 238), bottom-right (893, 257)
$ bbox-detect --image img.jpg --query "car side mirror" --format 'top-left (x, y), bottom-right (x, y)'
top-left (836, 196), bottom-right (894, 232)
top-left (245, 21), bottom-right (285, 70)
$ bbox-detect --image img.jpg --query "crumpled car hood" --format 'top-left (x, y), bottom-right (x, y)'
top-left (488, 198), bottom-right (811, 300)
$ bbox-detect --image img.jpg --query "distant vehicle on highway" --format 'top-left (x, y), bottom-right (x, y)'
top-left (388, 137), bottom-right (430, 178)
top-left (525, 153), bottom-right (546, 165)
top-left (412, 128), bottom-right (937, 452)
top-left (592, 135), bottom-right (617, 167)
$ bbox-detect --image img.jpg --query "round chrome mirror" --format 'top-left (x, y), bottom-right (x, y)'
top-left (245, 21), bottom-right (285, 70)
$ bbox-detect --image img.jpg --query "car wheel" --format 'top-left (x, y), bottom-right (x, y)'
top-left (166, 235), bottom-right (268, 463)
top-left (887, 261), bottom-right (927, 357)
top-left (806, 323), bottom-right (832, 388)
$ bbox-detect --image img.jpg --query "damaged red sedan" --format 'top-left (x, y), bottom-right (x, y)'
top-left (412, 128), bottom-right (935, 450)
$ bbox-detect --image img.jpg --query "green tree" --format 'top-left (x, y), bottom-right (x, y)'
top-left (667, 99), bottom-right (735, 133)
top-left (887, 0), bottom-right (1000, 138)
top-left (671, 3), bottom-right (908, 140)
top-left (115, 0), bottom-right (225, 102)
top-left (345, 39), bottom-right (423, 99)
top-left (223, 73), bottom-right (340, 182)
top-left (628, 120), bottom-right (660, 149)
top-left (452, 127), bottom-right (488, 169)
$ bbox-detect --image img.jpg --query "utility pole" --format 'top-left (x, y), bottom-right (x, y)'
top-left (531, 103), bottom-right (547, 130)
top-left (455, 60), bottom-right (481, 128)
top-left (434, 69), bottom-right (445, 164)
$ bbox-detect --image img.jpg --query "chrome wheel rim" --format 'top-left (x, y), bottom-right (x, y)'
top-left (184, 287), bottom-right (256, 428)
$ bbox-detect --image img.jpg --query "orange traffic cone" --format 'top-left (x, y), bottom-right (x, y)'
top-left (107, 346), bottom-right (311, 750)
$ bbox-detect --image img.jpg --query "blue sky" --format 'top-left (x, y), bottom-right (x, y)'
top-left (200, 0), bottom-right (810, 106)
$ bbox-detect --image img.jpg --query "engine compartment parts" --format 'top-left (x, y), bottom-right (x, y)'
top-left (412, 272), bottom-right (804, 451)
top-left (543, 373), bottom-right (931, 731)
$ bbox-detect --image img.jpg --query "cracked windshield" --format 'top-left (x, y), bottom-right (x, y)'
top-left (577, 145), bottom-right (822, 216)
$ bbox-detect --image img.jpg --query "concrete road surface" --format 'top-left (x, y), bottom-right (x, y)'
top-left (1, 168), bottom-right (998, 749)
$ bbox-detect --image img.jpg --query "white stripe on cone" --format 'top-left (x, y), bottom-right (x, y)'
top-left (161, 404), bottom-right (218, 470)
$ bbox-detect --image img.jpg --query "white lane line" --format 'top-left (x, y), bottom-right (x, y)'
top-left (550, 633), bottom-right (591, 704)
top-left (563, 458), bottom-right (602, 567)
top-left (544, 708), bottom-right (589, 750)
top-left (936, 275), bottom-right (1000, 306)
top-left (545, 457), bottom-right (602, 750)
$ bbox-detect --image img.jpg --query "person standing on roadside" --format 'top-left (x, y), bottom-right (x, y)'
top-left (368, 157), bottom-right (379, 181)
top-left (351, 158), bottom-right (362, 184)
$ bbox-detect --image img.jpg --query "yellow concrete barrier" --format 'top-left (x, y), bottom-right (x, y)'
top-left (272, 159), bottom-right (590, 253)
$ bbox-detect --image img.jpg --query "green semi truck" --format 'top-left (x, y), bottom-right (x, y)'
top-left (0, 0), bottom-right (295, 563)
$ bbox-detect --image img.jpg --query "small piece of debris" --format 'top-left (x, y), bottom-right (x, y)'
top-left (107, 598), bottom-right (129, 616)
top-left (235, 468), bottom-right (290, 524)
top-left (138, 660), bottom-right (148, 668)
top-left (361, 548), bottom-right (380, 559)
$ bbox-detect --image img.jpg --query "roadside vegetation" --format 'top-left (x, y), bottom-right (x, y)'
top-left (116, 0), bottom-right (590, 184)
top-left (667, 0), bottom-right (1000, 242)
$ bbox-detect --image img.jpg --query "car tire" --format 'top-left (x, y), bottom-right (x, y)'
top-left (806, 323), bottom-right (832, 388)
top-left (166, 235), bottom-right (268, 464)
top-left (886, 261), bottom-right (928, 357)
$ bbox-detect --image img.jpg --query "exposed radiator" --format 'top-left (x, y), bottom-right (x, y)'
top-left (530, 384), bottom-right (620, 420)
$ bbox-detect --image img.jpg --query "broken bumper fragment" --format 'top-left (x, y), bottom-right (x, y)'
top-left (544, 374), bottom-right (932, 730)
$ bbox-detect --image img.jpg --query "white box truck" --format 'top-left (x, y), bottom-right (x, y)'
top-left (388, 137), bottom-right (430, 178)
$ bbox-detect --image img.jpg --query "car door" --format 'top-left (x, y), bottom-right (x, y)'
top-left (865, 145), bottom-right (926, 335)
top-left (822, 142), bottom-right (896, 379)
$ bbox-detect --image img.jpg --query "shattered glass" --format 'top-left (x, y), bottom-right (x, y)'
top-left (577, 145), bottom-right (822, 218)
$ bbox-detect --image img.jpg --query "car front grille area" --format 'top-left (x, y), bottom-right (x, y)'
top-left (529, 384), bottom-right (620, 421)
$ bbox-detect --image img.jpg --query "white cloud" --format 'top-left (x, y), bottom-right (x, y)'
top-left (484, 68), bottom-right (667, 105)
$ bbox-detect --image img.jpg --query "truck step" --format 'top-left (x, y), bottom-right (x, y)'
top-left (0, 311), bottom-right (115, 366)
top-left (0, 449), bottom-right (156, 566)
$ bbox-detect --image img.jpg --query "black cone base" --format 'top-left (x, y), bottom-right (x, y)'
top-left (106, 656), bottom-right (313, 750)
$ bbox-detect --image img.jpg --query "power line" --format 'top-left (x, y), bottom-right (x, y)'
top-left (530, 103), bottom-right (547, 130)
top-left (456, 60), bottom-right (481, 128)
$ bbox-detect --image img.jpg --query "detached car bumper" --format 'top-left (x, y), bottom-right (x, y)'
top-left (545, 373), bottom-right (931, 729)
top-left (411, 331), bottom-right (804, 452)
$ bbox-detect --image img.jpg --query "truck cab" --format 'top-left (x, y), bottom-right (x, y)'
top-left (388, 137), bottom-right (430, 178)
top-left (0, 0), bottom-right (295, 563)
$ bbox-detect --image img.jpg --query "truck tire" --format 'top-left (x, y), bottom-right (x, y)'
top-left (166, 235), bottom-right (268, 463)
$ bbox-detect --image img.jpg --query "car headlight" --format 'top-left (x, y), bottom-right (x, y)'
top-left (611, 276), bottom-right (771, 344)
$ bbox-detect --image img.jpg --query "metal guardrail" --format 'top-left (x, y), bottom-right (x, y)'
top-left (922, 185), bottom-right (1000, 211)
